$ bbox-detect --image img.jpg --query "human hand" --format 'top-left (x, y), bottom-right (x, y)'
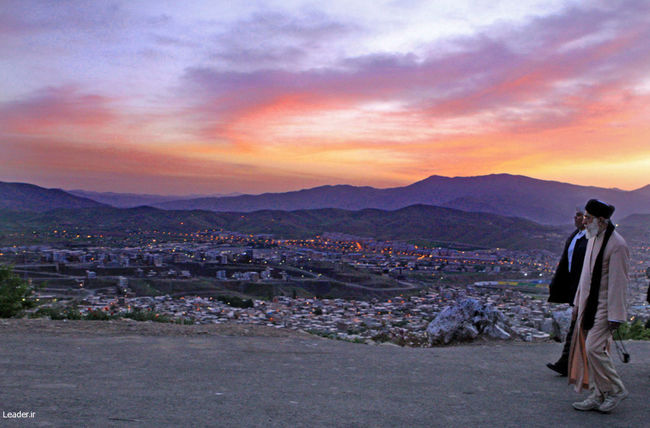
top-left (608, 321), bottom-right (621, 332)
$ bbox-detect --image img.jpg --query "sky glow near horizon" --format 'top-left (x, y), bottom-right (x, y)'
top-left (1, 0), bottom-right (649, 195)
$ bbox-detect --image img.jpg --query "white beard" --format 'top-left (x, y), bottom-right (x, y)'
top-left (585, 220), bottom-right (600, 239)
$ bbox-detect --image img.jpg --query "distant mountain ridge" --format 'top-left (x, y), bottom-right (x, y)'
top-left (0, 182), bottom-right (105, 212)
top-left (2, 175), bottom-right (649, 224)
top-left (2, 179), bottom-right (648, 250)
top-left (150, 174), bottom-right (650, 224)
top-left (68, 190), bottom-right (241, 209)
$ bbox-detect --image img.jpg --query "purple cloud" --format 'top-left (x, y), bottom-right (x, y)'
top-left (204, 10), bottom-right (361, 69)
top-left (175, 0), bottom-right (650, 140)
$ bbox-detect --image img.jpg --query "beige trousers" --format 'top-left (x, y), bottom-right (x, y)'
top-left (585, 313), bottom-right (625, 396)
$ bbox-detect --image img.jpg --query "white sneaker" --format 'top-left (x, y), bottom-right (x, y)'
top-left (598, 389), bottom-right (629, 413)
top-left (572, 392), bottom-right (604, 411)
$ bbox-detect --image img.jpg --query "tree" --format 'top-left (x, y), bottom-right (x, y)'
top-left (0, 265), bottom-right (36, 317)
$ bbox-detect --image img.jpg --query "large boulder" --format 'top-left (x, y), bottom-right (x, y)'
top-left (426, 298), bottom-right (513, 345)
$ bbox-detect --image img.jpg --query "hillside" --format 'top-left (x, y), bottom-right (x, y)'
top-left (0, 204), bottom-right (563, 251)
top-left (617, 213), bottom-right (650, 245)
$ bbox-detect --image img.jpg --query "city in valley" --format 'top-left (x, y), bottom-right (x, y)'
top-left (2, 228), bottom-right (648, 346)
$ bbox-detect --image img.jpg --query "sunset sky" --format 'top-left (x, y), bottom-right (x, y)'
top-left (1, 0), bottom-right (649, 195)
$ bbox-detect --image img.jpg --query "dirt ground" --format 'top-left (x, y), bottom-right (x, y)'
top-left (1, 318), bottom-right (649, 427)
top-left (0, 317), bottom-right (306, 338)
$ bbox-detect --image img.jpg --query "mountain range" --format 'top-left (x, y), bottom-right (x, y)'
top-left (132, 174), bottom-right (649, 224)
top-left (2, 176), bottom-right (648, 250)
top-left (2, 175), bottom-right (649, 225)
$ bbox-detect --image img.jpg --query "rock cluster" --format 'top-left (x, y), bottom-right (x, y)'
top-left (426, 298), bottom-right (513, 345)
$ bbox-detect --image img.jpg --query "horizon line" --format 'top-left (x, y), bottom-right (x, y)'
top-left (2, 173), bottom-right (648, 197)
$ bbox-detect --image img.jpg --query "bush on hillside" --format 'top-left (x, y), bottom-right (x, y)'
top-left (0, 265), bottom-right (37, 318)
top-left (217, 295), bottom-right (254, 308)
top-left (33, 306), bottom-right (82, 320)
top-left (618, 320), bottom-right (650, 340)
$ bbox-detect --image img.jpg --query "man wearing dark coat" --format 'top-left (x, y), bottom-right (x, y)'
top-left (546, 208), bottom-right (588, 376)
top-left (646, 267), bottom-right (650, 304)
top-left (646, 267), bottom-right (650, 328)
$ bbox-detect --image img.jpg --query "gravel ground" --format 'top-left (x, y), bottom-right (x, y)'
top-left (1, 319), bottom-right (648, 427)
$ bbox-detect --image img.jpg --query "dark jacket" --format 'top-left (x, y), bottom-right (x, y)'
top-left (646, 267), bottom-right (650, 303)
top-left (548, 229), bottom-right (588, 304)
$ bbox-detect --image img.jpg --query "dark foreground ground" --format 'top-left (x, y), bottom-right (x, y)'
top-left (0, 319), bottom-right (648, 427)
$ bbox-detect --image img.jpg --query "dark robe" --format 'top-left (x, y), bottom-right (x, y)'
top-left (548, 229), bottom-right (588, 304)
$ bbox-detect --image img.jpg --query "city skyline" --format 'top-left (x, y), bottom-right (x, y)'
top-left (2, 1), bottom-right (650, 194)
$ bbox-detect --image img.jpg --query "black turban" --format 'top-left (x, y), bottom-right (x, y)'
top-left (585, 199), bottom-right (615, 219)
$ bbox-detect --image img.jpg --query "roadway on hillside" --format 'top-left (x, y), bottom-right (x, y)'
top-left (1, 320), bottom-right (648, 427)
top-left (286, 264), bottom-right (421, 293)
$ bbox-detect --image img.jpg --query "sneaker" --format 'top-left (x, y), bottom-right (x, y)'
top-left (572, 393), bottom-right (604, 411)
top-left (597, 389), bottom-right (629, 413)
top-left (546, 362), bottom-right (567, 376)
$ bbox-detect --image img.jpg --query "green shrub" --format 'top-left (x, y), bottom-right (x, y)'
top-left (33, 306), bottom-right (82, 320)
top-left (305, 329), bottom-right (336, 339)
top-left (217, 295), bottom-right (254, 308)
top-left (617, 320), bottom-right (650, 340)
top-left (84, 309), bottom-right (113, 321)
top-left (0, 265), bottom-right (37, 318)
top-left (371, 331), bottom-right (391, 343)
top-left (122, 309), bottom-right (171, 323)
top-left (32, 307), bottom-right (63, 320)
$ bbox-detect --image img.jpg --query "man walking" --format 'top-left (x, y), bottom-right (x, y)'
top-left (646, 267), bottom-right (650, 304)
top-left (569, 199), bottom-right (629, 413)
top-left (547, 208), bottom-right (587, 376)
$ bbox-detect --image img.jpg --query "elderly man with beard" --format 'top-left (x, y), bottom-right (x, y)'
top-left (569, 199), bottom-right (629, 413)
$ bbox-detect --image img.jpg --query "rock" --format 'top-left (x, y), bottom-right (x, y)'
top-left (426, 298), bottom-right (513, 345)
top-left (524, 331), bottom-right (551, 342)
top-left (552, 308), bottom-right (573, 340)
top-left (484, 323), bottom-right (511, 340)
top-left (540, 318), bottom-right (555, 336)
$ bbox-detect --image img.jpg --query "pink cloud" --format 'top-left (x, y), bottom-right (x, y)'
top-left (0, 86), bottom-right (117, 135)
top-left (177, 0), bottom-right (650, 144)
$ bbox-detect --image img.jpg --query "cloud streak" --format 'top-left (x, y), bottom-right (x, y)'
top-left (0, 86), bottom-right (117, 136)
